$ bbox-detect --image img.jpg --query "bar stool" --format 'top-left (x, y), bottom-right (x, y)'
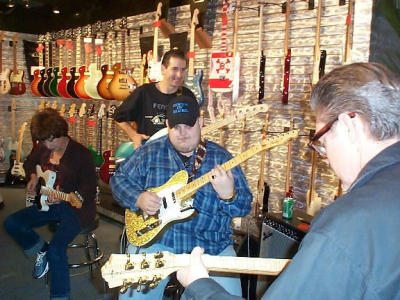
top-left (68, 214), bottom-right (103, 274)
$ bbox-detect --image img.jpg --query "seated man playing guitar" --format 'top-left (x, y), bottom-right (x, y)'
top-left (4, 108), bottom-right (97, 300)
top-left (110, 96), bottom-right (253, 300)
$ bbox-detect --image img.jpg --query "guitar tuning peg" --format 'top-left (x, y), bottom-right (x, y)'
top-left (140, 259), bottom-right (150, 269)
top-left (120, 279), bottom-right (132, 294)
top-left (154, 251), bottom-right (164, 259)
top-left (155, 259), bottom-right (164, 268)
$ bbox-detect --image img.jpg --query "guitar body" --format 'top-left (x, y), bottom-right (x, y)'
top-left (57, 67), bottom-right (71, 98)
top-left (30, 69), bottom-right (42, 97)
top-left (108, 63), bottom-right (137, 101)
top-left (97, 64), bottom-right (114, 100)
top-left (148, 60), bottom-right (162, 83)
top-left (185, 70), bottom-right (204, 106)
top-left (84, 63), bottom-right (102, 99)
top-left (115, 141), bottom-right (137, 163)
top-left (30, 169), bottom-right (56, 211)
top-left (9, 70), bottom-right (26, 95)
top-left (209, 52), bottom-right (234, 93)
top-left (0, 68), bottom-right (11, 95)
top-left (37, 69), bottom-right (47, 97)
top-left (74, 66), bottom-right (90, 100)
top-left (6, 157), bottom-right (26, 186)
top-left (89, 145), bottom-right (104, 167)
top-left (125, 170), bottom-right (196, 247)
top-left (99, 150), bottom-right (115, 184)
top-left (43, 68), bottom-right (54, 97)
top-left (74, 66), bottom-right (91, 99)
top-left (49, 67), bottom-right (61, 97)
top-left (66, 67), bottom-right (79, 98)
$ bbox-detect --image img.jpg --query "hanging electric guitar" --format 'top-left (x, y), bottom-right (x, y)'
top-left (255, 112), bottom-right (269, 217)
top-left (57, 29), bottom-right (73, 98)
top-left (284, 118), bottom-right (294, 198)
top-left (184, 8), bottom-right (204, 106)
top-left (66, 27), bottom-right (82, 98)
top-left (4, 99), bottom-right (25, 164)
top-left (97, 20), bottom-right (116, 100)
top-left (74, 25), bottom-right (92, 99)
top-left (311, 0), bottom-right (326, 86)
top-left (257, 4), bottom-right (265, 103)
top-left (85, 104), bottom-right (96, 148)
top-left (66, 103), bottom-right (77, 138)
top-left (209, 0), bottom-right (233, 93)
top-left (281, 1), bottom-right (291, 104)
top-left (125, 129), bottom-right (299, 247)
top-left (147, 2), bottom-right (163, 83)
top-left (37, 32), bottom-right (51, 97)
top-left (77, 103), bottom-right (87, 146)
top-left (26, 165), bottom-right (83, 211)
top-left (0, 31), bottom-right (11, 95)
top-left (99, 104), bottom-right (117, 184)
top-left (84, 21), bottom-right (103, 100)
top-left (43, 34), bottom-right (57, 97)
top-left (89, 103), bottom-right (106, 168)
top-left (50, 31), bottom-right (64, 97)
top-left (108, 17), bottom-right (137, 101)
top-left (306, 130), bottom-right (322, 216)
top-left (9, 34), bottom-right (26, 95)
top-left (102, 251), bottom-right (290, 291)
top-left (30, 34), bottom-right (45, 97)
top-left (6, 122), bottom-right (27, 185)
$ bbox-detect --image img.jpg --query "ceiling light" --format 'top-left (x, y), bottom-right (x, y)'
top-left (23, 0), bottom-right (31, 8)
top-left (53, 8), bottom-right (60, 14)
top-left (6, 0), bottom-right (15, 8)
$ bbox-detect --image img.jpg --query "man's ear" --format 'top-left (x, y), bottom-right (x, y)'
top-left (166, 119), bottom-right (170, 128)
top-left (338, 113), bottom-right (358, 142)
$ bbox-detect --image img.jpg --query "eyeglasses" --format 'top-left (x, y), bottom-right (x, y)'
top-left (308, 112), bottom-right (355, 158)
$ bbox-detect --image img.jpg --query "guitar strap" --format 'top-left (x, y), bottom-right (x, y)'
top-left (188, 138), bottom-right (207, 182)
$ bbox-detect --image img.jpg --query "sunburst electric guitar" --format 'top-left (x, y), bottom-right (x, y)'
top-left (125, 129), bottom-right (299, 247)
top-left (26, 165), bottom-right (83, 211)
top-left (102, 251), bottom-right (290, 291)
top-left (9, 35), bottom-right (26, 95)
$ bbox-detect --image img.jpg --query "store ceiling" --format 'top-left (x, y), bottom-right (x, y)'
top-left (0, 0), bottom-right (190, 34)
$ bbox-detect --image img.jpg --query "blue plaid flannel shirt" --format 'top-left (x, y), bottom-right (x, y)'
top-left (110, 135), bottom-right (252, 255)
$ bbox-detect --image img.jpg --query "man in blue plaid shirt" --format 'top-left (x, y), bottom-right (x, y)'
top-left (110, 95), bottom-right (253, 300)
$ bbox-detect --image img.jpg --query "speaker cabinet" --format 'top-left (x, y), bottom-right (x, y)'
top-left (256, 211), bottom-right (312, 298)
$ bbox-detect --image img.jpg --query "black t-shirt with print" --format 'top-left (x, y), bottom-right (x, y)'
top-left (114, 83), bottom-right (196, 136)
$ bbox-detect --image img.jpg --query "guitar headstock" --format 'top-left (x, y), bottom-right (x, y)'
top-left (107, 104), bottom-right (117, 119)
top-left (78, 103), bottom-right (87, 117)
top-left (67, 192), bottom-right (83, 209)
top-left (234, 104), bottom-right (269, 119)
top-left (107, 20), bottom-right (115, 32)
top-left (101, 251), bottom-right (181, 290)
top-left (192, 8), bottom-right (200, 26)
top-left (12, 34), bottom-right (18, 45)
top-left (11, 98), bottom-right (16, 111)
top-left (155, 2), bottom-right (163, 22)
top-left (97, 103), bottom-right (106, 119)
top-left (68, 103), bottom-right (77, 118)
top-left (75, 27), bottom-right (82, 39)
top-left (261, 129), bottom-right (299, 151)
top-left (59, 103), bottom-right (66, 118)
top-left (86, 103), bottom-right (96, 118)
top-left (51, 100), bottom-right (58, 110)
top-left (119, 17), bottom-right (127, 30)
top-left (38, 100), bottom-right (45, 111)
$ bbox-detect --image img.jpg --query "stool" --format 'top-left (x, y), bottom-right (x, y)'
top-left (67, 215), bottom-right (104, 273)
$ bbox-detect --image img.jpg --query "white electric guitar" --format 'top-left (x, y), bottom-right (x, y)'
top-left (10, 122), bottom-right (27, 179)
top-left (26, 165), bottom-right (83, 211)
top-left (102, 251), bottom-right (290, 291)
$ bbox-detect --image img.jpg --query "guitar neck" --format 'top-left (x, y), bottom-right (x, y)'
top-left (343, 0), bottom-right (353, 64)
top-left (40, 186), bottom-right (70, 202)
top-left (307, 150), bottom-right (318, 205)
top-left (312, 0), bottom-right (323, 85)
top-left (153, 26), bottom-right (159, 63)
top-left (178, 254), bottom-right (289, 276)
top-left (0, 41), bottom-right (3, 72)
top-left (188, 16), bottom-right (195, 77)
top-left (13, 41), bottom-right (17, 72)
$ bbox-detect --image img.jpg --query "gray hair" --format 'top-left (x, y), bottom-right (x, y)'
top-left (310, 62), bottom-right (400, 140)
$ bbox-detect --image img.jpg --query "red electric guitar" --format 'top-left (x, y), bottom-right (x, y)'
top-left (99, 104), bottom-right (117, 184)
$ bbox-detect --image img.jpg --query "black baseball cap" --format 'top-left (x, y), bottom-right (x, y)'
top-left (166, 96), bottom-right (200, 128)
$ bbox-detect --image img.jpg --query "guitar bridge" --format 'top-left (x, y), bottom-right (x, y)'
top-left (136, 220), bottom-right (161, 236)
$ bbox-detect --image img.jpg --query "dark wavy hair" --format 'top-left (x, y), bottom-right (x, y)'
top-left (161, 48), bottom-right (187, 68)
top-left (30, 108), bottom-right (68, 141)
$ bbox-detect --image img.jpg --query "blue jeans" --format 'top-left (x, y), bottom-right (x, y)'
top-left (3, 202), bottom-right (81, 298)
top-left (119, 243), bottom-right (242, 300)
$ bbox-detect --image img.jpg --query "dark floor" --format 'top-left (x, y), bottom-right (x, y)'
top-left (0, 186), bottom-right (124, 300)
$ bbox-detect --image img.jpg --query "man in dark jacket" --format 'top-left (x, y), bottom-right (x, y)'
top-left (177, 62), bottom-right (400, 300)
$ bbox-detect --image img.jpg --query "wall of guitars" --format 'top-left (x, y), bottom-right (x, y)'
top-left (0, 0), bottom-right (373, 229)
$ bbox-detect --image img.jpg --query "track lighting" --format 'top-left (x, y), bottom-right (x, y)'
top-left (6, 0), bottom-right (15, 8)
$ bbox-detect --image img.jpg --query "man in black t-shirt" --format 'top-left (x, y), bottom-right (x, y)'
top-left (114, 49), bottom-right (196, 150)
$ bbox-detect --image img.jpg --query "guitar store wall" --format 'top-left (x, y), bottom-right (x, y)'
top-left (0, 0), bottom-right (373, 233)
